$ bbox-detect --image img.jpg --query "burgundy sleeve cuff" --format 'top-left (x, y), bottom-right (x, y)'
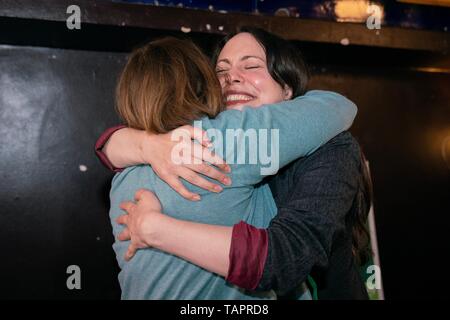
top-left (94, 125), bottom-right (127, 172)
top-left (226, 221), bottom-right (269, 290)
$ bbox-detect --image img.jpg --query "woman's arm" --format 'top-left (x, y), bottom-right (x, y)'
top-left (117, 189), bottom-right (232, 277)
top-left (97, 90), bottom-right (356, 196)
top-left (101, 127), bottom-right (149, 170)
top-left (205, 90), bottom-right (357, 186)
top-left (95, 125), bottom-right (231, 200)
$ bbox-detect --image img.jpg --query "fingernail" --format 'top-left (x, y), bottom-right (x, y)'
top-left (214, 185), bottom-right (223, 192)
top-left (192, 195), bottom-right (201, 201)
top-left (223, 178), bottom-right (231, 185)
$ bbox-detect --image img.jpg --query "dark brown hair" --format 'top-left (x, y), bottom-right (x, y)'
top-left (116, 37), bottom-right (224, 133)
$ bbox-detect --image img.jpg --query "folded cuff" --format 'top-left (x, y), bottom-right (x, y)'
top-left (226, 221), bottom-right (269, 290)
top-left (94, 124), bottom-right (127, 172)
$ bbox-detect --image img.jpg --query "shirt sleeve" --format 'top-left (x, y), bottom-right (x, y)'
top-left (94, 124), bottom-right (127, 172)
top-left (226, 132), bottom-right (362, 294)
top-left (204, 90), bottom-right (357, 187)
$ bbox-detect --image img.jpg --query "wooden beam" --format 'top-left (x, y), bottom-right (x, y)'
top-left (1, 0), bottom-right (449, 52)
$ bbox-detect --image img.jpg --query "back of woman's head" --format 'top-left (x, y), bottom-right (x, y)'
top-left (116, 37), bottom-right (224, 133)
top-left (213, 26), bottom-right (309, 98)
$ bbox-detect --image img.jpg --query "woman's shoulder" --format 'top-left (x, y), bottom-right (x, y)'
top-left (110, 165), bottom-right (154, 194)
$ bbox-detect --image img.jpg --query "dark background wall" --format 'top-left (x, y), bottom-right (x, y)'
top-left (1, 1), bottom-right (449, 299)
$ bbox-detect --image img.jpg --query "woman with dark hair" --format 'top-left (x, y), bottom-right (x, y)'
top-left (98, 27), bottom-right (370, 299)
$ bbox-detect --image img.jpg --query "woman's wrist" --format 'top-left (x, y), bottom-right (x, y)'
top-left (138, 130), bottom-right (156, 166)
top-left (144, 211), bottom-right (173, 248)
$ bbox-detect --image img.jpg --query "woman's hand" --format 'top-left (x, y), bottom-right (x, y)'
top-left (116, 189), bottom-right (163, 261)
top-left (117, 189), bottom-right (231, 276)
top-left (142, 125), bottom-right (232, 201)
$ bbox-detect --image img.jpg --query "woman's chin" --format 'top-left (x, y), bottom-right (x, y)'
top-left (225, 101), bottom-right (260, 111)
top-left (226, 104), bottom-right (245, 111)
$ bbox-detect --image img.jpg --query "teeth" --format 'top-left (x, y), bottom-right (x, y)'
top-left (226, 94), bottom-right (253, 102)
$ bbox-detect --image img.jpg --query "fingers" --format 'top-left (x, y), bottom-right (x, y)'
top-left (134, 188), bottom-right (162, 211)
top-left (182, 125), bottom-right (212, 148)
top-left (125, 244), bottom-right (137, 261)
top-left (116, 214), bottom-right (129, 226)
top-left (117, 228), bottom-right (130, 241)
top-left (163, 175), bottom-right (201, 201)
top-left (184, 162), bottom-right (231, 187)
top-left (134, 188), bottom-right (152, 202)
top-left (191, 144), bottom-right (231, 173)
top-left (178, 167), bottom-right (224, 193)
top-left (120, 201), bottom-right (135, 213)
top-left (182, 126), bottom-right (231, 173)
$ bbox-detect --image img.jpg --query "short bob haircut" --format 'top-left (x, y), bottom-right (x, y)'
top-left (212, 26), bottom-right (310, 98)
top-left (116, 37), bottom-right (224, 133)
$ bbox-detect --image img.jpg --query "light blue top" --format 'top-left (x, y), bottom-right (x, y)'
top-left (109, 90), bottom-right (357, 300)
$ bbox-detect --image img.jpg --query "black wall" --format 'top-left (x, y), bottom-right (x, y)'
top-left (1, 17), bottom-right (449, 299)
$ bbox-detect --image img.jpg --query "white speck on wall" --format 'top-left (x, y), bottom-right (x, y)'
top-left (218, 10), bottom-right (228, 14)
top-left (181, 26), bottom-right (191, 33)
top-left (96, 236), bottom-right (101, 241)
top-left (208, 5), bottom-right (214, 11)
top-left (340, 38), bottom-right (350, 46)
top-left (79, 165), bottom-right (88, 172)
top-left (51, 54), bottom-right (57, 59)
top-left (218, 25), bottom-right (224, 31)
top-left (121, 21), bottom-right (126, 26)
top-left (206, 24), bottom-right (211, 31)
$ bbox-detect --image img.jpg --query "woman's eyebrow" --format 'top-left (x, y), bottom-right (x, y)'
top-left (217, 56), bottom-right (265, 65)
top-left (241, 55), bottom-right (265, 62)
top-left (217, 58), bottom-right (231, 65)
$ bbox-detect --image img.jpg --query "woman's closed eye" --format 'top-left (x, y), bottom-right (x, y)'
top-left (215, 69), bottom-right (228, 74)
top-left (244, 65), bottom-right (262, 70)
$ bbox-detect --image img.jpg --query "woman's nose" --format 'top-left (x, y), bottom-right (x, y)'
top-left (225, 69), bottom-right (244, 84)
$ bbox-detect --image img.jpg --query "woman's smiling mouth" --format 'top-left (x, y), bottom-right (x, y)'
top-left (224, 92), bottom-right (255, 107)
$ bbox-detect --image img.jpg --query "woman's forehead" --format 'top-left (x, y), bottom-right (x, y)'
top-left (217, 33), bottom-right (266, 63)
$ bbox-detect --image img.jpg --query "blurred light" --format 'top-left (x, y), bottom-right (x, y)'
top-left (334, 0), bottom-right (384, 23)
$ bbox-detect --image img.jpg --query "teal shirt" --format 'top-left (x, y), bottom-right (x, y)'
top-left (109, 90), bottom-right (357, 299)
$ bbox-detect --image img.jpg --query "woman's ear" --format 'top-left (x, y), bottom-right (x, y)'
top-left (283, 85), bottom-right (293, 100)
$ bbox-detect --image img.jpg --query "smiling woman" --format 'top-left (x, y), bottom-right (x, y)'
top-left (213, 28), bottom-right (309, 110)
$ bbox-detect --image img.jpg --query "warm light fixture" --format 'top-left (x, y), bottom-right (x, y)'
top-left (334, 0), bottom-right (384, 23)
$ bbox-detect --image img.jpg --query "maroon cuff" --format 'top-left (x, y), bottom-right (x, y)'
top-left (226, 221), bottom-right (269, 290)
top-left (94, 125), bottom-right (127, 172)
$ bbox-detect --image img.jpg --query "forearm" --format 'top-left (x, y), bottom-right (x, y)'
top-left (102, 127), bottom-right (148, 169)
top-left (206, 90), bottom-right (357, 184)
top-left (150, 213), bottom-right (232, 277)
